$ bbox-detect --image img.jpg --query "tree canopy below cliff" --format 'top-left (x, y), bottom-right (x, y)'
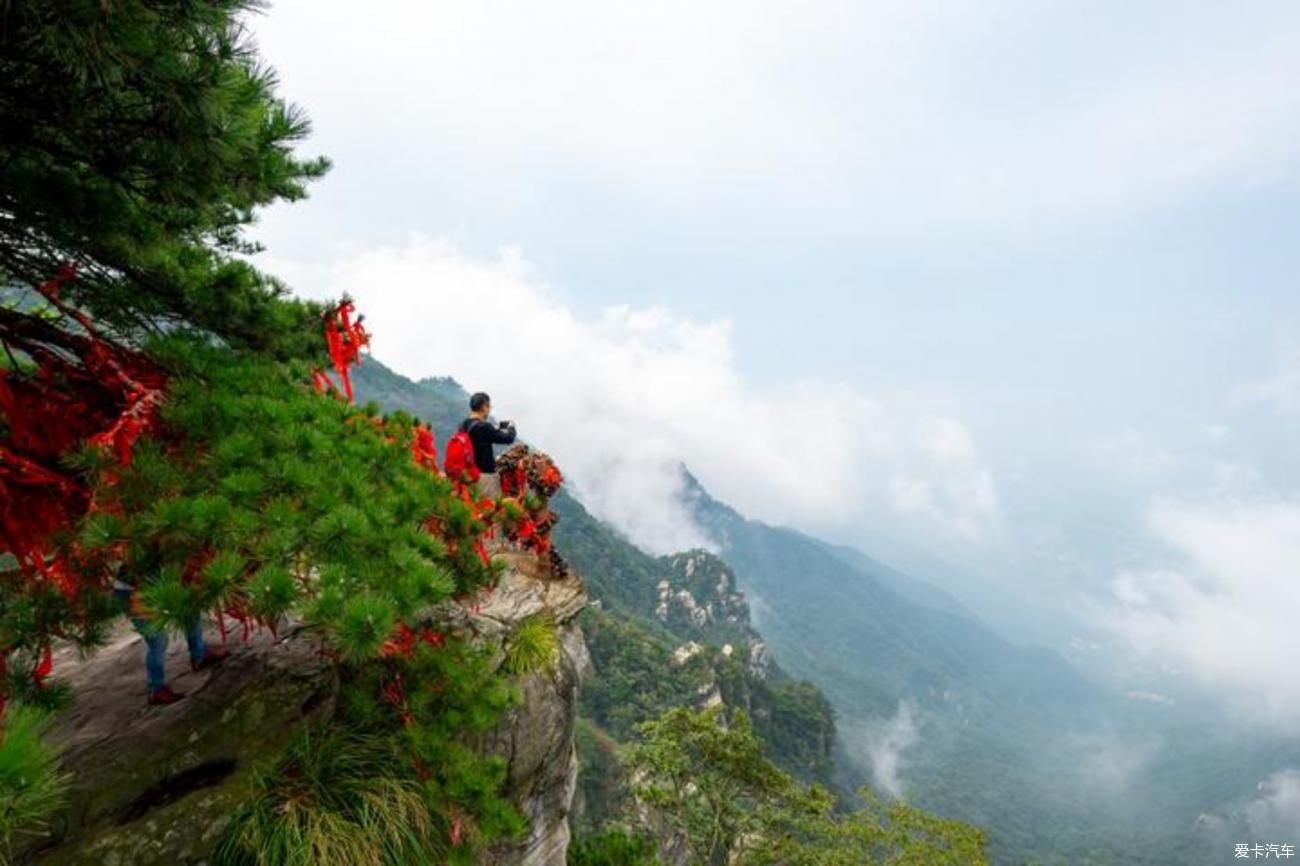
top-left (627, 706), bottom-right (988, 865)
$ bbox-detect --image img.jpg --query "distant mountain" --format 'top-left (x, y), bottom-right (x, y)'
top-left (684, 468), bottom-right (1095, 719)
top-left (678, 470), bottom-right (1132, 861)
top-left (349, 358), bottom-right (838, 788)
top-left (350, 357), bottom-right (1296, 866)
top-left (351, 360), bottom-right (468, 431)
top-left (819, 538), bottom-right (969, 618)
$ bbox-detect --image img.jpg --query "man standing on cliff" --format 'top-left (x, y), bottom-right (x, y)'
top-left (461, 392), bottom-right (517, 495)
top-left (113, 577), bottom-right (229, 706)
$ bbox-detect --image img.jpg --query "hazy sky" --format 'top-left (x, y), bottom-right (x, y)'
top-left (249, 1), bottom-right (1300, 724)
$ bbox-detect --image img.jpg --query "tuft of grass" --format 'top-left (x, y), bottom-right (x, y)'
top-left (502, 614), bottom-right (560, 676)
top-left (212, 726), bottom-right (443, 866)
top-left (0, 705), bottom-right (68, 866)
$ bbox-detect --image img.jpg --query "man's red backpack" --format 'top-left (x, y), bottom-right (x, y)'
top-left (444, 422), bottom-right (481, 483)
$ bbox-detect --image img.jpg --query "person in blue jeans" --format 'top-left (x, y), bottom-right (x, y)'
top-left (113, 579), bottom-right (228, 706)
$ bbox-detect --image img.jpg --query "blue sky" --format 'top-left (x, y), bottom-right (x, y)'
top-left (251, 0), bottom-right (1300, 721)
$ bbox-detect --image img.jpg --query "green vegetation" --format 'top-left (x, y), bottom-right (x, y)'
top-left (569, 828), bottom-right (662, 866)
top-left (0, 5), bottom-right (524, 861)
top-left (213, 728), bottom-right (443, 866)
top-left (216, 635), bottom-right (525, 866)
top-left (503, 614), bottom-right (561, 676)
top-left (347, 364), bottom-right (989, 864)
top-left (0, 706), bottom-right (67, 866)
top-left (578, 607), bottom-right (836, 786)
top-left (76, 338), bottom-right (497, 643)
top-left (626, 706), bottom-right (988, 866)
top-left (574, 718), bottom-right (631, 831)
top-left (735, 679), bottom-right (835, 785)
top-left (579, 609), bottom-right (716, 740)
top-left (0, 0), bottom-right (329, 357)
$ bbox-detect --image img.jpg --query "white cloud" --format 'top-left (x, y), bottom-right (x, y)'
top-left (1241, 350), bottom-right (1300, 422)
top-left (249, 0), bottom-right (1300, 245)
top-left (266, 236), bottom-right (1001, 553)
top-left (1062, 727), bottom-right (1164, 792)
top-left (1203, 768), bottom-right (1300, 841)
top-left (1243, 770), bottom-right (1300, 839)
top-left (888, 418), bottom-right (1002, 543)
top-left (1102, 499), bottom-right (1300, 728)
top-left (846, 701), bottom-right (920, 799)
top-left (1086, 429), bottom-right (1179, 478)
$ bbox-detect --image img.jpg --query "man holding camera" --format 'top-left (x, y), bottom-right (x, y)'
top-left (462, 392), bottom-right (517, 495)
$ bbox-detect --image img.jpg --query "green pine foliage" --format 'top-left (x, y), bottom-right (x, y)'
top-left (1, 651), bottom-right (70, 716)
top-left (337, 637), bottom-right (525, 854)
top-left (0, 705), bottom-right (67, 866)
top-left (2, 6), bottom-right (525, 862)
top-left (75, 338), bottom-right (526, 862)
top-left (0, 0), bottom-right (329, 358)
top-left (62, 336), bottom-right (494, 656)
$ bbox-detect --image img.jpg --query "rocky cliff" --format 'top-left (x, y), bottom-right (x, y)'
top-left (22, 558), bottom-right (588, 866)
top-left (469, 554), bottom-right (591, 866)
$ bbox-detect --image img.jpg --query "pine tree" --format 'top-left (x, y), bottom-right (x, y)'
top-left (0, 0), bottom-right (336, 698)
top-left (1, 4), bottom-right (533, 859)
top-left (0, 0), bottom-right (329, 355)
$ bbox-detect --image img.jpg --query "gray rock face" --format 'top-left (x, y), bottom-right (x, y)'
top-left (29, 625), bottom-right (335, 866)
top-left (480, 623), bottom-right (589, 866)
top-left (657, 551), bottom-right (754, 637)
top-left (467, 565), bottom-right (590, 866)
top-left (22, 558), bottom-right (588, 866)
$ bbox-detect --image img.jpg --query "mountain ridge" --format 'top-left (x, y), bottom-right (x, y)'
top-left (345, 356), bottom-right (1281, 866)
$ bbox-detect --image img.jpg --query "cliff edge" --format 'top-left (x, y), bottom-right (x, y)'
top-left (23, 560), bottom-right (588, 866)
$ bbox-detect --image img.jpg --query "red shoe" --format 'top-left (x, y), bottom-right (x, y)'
top-left (148, 685), bottom-right (185, 706)
top-left (191, 647), bottom-right (230, 673)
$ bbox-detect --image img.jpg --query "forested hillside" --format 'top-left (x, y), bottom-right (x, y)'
top-left (349, 360), bottom-right (990, 864)
top-left (350, 361), bottom-right (1293, 866)
top-left (349, 364), bottom-right (840, 786)
top-left (684, 471), bottom-right (1300, 865)
top-left (5, 4), bottom-right (1292, 866)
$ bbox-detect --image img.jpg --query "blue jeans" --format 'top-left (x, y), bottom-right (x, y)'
top-left (113, 588), bottom-right (207, 691)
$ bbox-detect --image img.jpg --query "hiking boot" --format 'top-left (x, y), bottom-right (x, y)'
top-left (191, 646), bottom-right (230, 673)
top-left (148, 685), bottom-right (185, 706)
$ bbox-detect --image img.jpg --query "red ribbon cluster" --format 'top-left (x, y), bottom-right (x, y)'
top-left (314, 300), bottom-right (370, 402)
top-left (381, 622), bottom-right (447, 659)
top-left (495, 445), bottom-right (565, 557)
top-left (0, 267), bottom-right (166, 728)
top-left (411, 424), bottom-right (439, 471)
top-left (1, 287), bottom-right (570, 746)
